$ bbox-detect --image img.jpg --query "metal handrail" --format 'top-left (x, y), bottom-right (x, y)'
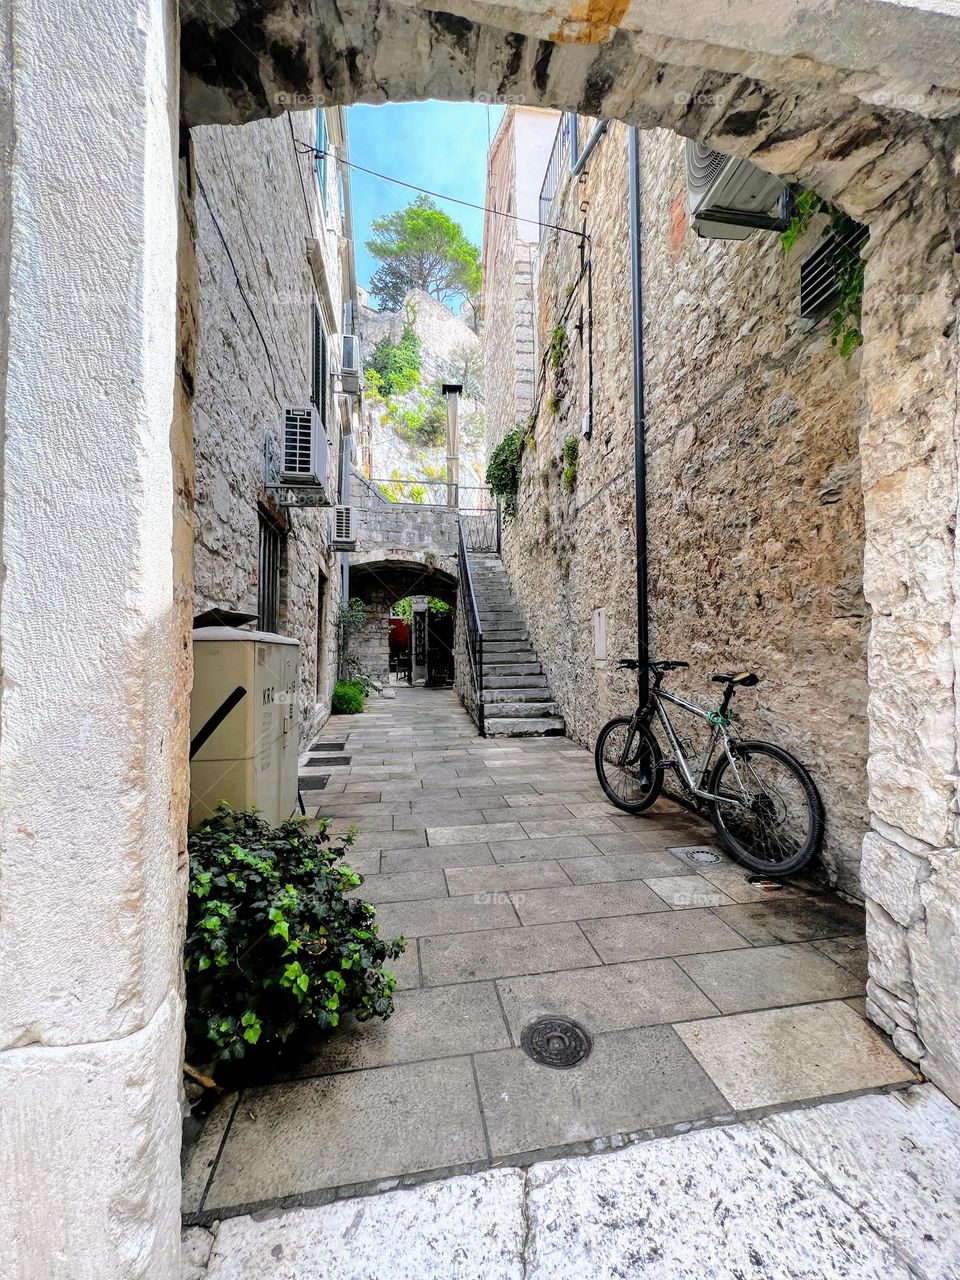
top-left (457, 517), bottom-right (485, 735)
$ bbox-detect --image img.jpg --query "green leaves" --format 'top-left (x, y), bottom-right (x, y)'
top-left (183, 803), bottom-right (406, 1065)
top-left (366, 195), bottom-right (481, 311)
top-left (781, 189), bottom-right (867, 360)
top-left (486, 429), bottom-right (524, 518)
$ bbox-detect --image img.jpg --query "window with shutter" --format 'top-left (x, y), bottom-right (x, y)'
top-left (311, 302), bottom-right (327, 424)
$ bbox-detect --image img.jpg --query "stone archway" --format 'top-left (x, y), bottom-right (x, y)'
top-left (3, 2), bottom-right (959, 1274)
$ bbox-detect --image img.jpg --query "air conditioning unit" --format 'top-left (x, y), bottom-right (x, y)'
top-left (341, 334), bottom-right (361, 395)
top-left (281, 405), bottom-right (329, 488)
top-left (686, 139), bottom-right (787, 240)
top-left (332, 504), bottom-right (357, 550)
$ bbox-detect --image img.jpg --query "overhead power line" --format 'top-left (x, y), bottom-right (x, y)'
top-left (293, 140), bottom-right (588, 241)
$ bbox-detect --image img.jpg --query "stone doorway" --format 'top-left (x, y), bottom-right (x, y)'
top-left (6, 3), bottom-right (960, 1274)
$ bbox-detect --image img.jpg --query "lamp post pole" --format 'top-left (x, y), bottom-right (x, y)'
top-left (442, 382), bottom-right (463, 510)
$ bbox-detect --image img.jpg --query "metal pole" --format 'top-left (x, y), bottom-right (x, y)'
top-left (442, 383), bottom-right (462, 509)
top-left (628, 127), bottom-right (650, 706)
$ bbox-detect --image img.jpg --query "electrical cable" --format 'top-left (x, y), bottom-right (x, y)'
top-left (196, 172), bottom-right (283, 408)
top-left (294, 141), bottom-right (588, 241)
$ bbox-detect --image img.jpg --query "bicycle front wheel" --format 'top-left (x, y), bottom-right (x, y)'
top-left (708, 741), bottom-right (824, 875)
top-left (594, 717), bottom-right (663, 813)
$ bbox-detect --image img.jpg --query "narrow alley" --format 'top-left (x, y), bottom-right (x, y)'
top-left (184, 688), bottom-right (912, 1220)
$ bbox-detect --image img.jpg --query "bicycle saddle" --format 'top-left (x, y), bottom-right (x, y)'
top-left (712, 671), bottom-right (760, 687)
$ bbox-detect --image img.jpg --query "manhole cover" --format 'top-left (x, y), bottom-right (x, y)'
top-left (669, 846), bottom-right (724, 866)
top-left (521, 1018), bottom-right (592, 1069)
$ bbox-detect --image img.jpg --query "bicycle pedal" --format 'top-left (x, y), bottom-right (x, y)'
top-left (658, 757), bottom-right (676, 770)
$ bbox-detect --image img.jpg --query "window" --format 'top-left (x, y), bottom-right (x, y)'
top-left (311, 301), bottom-right (327, 422)
top-left (258, 509), bottom-right (284, 633)
top-left (315, 110), bottom-right (328, 214)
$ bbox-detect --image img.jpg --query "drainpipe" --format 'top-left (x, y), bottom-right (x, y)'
top-left (628, 126), bottom-right (650, 705)
top-left (571, 118), bottom-right (608, 177)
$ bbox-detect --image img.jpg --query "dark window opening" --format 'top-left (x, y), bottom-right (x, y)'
top-left (258, 509), bottom-right (284, 633)
top-left (311, 301), bottom-right (327, 421)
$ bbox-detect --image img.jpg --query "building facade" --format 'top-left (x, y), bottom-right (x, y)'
top-left (485, 113), bottom-right (870, 896)
top-left (191, 107), bottom-right (361, 741)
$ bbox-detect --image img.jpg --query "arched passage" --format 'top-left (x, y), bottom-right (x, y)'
top-left (350, 558), bottom-right (458, 683)
top-left (4, 2), bottom-right (960, 1272)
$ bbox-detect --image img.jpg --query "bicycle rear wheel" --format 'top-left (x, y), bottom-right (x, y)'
top-left (708, 741), bottom-right (823, 875)
top-left (594, 716), bottom-right (663, 813)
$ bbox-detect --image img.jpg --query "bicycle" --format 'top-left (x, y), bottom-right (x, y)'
top-left (594, 659), bottom-right (824, 876)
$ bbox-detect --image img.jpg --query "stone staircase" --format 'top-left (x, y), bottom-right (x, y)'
top-left (468, 551), bottom-right (565, 737)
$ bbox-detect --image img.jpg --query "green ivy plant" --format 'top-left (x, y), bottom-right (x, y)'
top-left (486, 428), bottom-right (524, 517)
top-left (562, 436), bottom-right (579, 493)
top-left (184, 806), bottom-right (405, 1064)
top-left (781, 191), bottom-right (868, 359)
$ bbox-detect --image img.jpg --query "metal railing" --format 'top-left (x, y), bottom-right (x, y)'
top-left (367, 478), bottom-right (493, 509)
top-left (457, 517), bottom-right (485, 735)
top-left (538, 114), bottom-right (570, 238)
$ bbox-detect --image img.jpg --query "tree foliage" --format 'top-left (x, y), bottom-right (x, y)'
top-left (366, 322), bottom-right (422, 397)
top-left (367, 196), bottom-right (482, 311)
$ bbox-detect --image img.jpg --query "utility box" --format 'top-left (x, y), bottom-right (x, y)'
top-left (190, 627), bottom-right (300, 828)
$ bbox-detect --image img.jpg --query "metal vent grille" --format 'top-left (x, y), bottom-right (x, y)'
top-left (334, 505), bottom-right (356, 544)
top-left (685, 140), bottom-right (729, 202)
top-left (283, 407), bottom-right (313, 475)
top-left (800, 223), bottom-right (868, 321)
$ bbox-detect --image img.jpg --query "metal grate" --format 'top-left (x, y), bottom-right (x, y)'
top-left (799, 223), bottom-right (868, 321)
top-left (521, 1017), bottom-right (592, 1069)
top-left (283, 407), bottom-right (314, 476)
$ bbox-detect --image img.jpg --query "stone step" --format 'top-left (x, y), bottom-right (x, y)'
top-left (482, 673), bottom-right (549, 688)
top-left (483, 630), bottom-right (529, 642)
top-left (484, 715), bottom-right (566, 737)
top-left (481, 661), bottom-right (543, 676)
top-left (483, 689), bottom-right (556, 706)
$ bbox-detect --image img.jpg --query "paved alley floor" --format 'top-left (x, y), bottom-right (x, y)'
top-left (183, 688), bottom-right (917, 1227)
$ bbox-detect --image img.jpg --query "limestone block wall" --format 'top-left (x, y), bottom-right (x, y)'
top-left (192, 111), bottom-right (350, 740)
top-left (498, 122), bottom-right (869, 896)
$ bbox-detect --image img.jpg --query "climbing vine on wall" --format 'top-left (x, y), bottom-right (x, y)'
top-left (486, 428), bottom-right (524, 517)
top-left (782, 192), bottom-right (868, 359)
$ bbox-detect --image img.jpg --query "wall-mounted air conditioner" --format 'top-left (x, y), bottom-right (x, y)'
top-left (281, 405), bottom-right (330, 488)
top-left (332, 504), bottom-right (357, 550)
top-left (686, 139), bottom-right (787, 240)
top-left (341, 334), bottom-right (361, 395)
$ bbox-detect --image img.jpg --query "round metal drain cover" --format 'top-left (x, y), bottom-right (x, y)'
top-left (521, 1017), bottom-right (592, 1069)
top-left (672, 846), bottom-right (724, 866)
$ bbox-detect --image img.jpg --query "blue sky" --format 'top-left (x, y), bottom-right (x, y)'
top-left (347, 101), bottom-right (504, 304)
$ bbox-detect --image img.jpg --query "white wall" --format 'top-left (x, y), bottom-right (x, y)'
top-left (1, 0), bottom-right (184, 1275)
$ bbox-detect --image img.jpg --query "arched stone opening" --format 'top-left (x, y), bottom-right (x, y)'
top-left (4, 2), bottom-right (959, 1273)
top-left (349, 559), bottom-right (458, 684)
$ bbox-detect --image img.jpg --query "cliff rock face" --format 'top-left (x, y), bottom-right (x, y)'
top-left (357, 288), bottom-right (487, 498)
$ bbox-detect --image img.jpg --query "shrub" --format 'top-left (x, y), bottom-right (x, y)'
top-left (486, 428), bottom-right (524, 517)
top-left (332, 679), bottom-right (366, 714)
top-left (184, 806), bottom-right (405, 1063)
top-left (562, 436), bottom-right (579, 493)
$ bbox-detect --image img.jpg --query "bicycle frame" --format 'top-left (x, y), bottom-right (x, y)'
top-left (633, 687), bottom-right (749, 809)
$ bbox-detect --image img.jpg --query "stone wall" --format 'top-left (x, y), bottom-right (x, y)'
top-left (192, 111), bottom-right (352, 741)
top-left (497, 121), bottom-right (869, 896)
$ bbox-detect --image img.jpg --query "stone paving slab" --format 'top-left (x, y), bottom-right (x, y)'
top-left (473, 1026), bottom-right (729, 1158)
top-left (677, 942), bottom-right (865, 1013)
top-left (444, 860), bottom-right (572, 896)
top-left (187, 1087), bottom-right (960, 1279)
top-left (509, 878), bottom-right (670, 925)
top-left (351, 868), bottom-right (446, 904)
top-left (580, 906), bottom-right (752, 962)
top-left (204, 1057), bottom-right (487, 1209)
top-left (427, 821), bottom-right (526, 845)
top-left (419, 921), bottom-right (602, 985)
top-left (812, 933), bottom-right (870, 981)
top-left (380, 842), bottom-right (494, 873)
top-left (288, 983), bottom-right (510, 1075)
top-left (495, 958), bottom-right (719, 1039)
top-left (374, 894), bottom-right (520, 939)
top-left (714, 895), bottom-right (865, 945)
top-left (675, 1001), bottom-right (915, 1109)
top-left (557, 849), bottom-right (682, 881)
top-left (642, 873), bottom-right (735, 908)
top-left (488, 834), bottom-right (600, 862)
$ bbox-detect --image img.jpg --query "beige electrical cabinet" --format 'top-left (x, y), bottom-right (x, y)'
top-left (190, 627), bottom-right (300, 828)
